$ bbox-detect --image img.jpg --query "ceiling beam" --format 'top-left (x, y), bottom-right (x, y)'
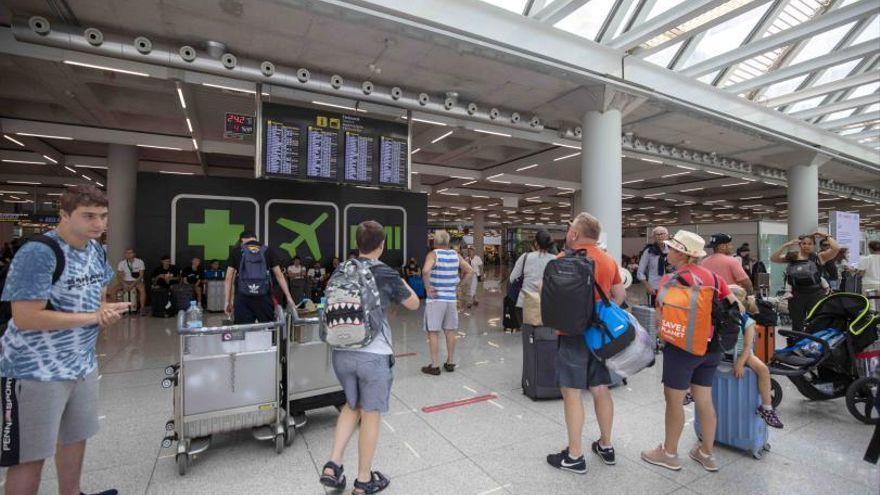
top-left (608, 0), bottom-right (728, 52)
top-left (788, 94), bottom-right (880, 120)
top-left (529, 0), bottom-right (590, 24)
top-left (722, 39), bottom-right (878, 94)
top-left (818, 110), bottom-right (880, 130)
top-left (596, 0), bottom-right (635, 43)
top-left (681, 0), bottom-right (880, 78)
top-left (762, 69), bottom-right (880, 107)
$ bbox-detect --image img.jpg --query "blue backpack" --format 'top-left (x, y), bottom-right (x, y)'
top-left (237, 244), bottom-right (271, 296)
top-left (584, 284), bottom-right (636, 360)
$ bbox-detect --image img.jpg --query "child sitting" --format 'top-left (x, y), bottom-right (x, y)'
top-left (729, 285), bottom-right (784, 429)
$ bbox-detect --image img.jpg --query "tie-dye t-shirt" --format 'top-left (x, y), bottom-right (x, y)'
top-left (0, 231), bottom-right (115, 381)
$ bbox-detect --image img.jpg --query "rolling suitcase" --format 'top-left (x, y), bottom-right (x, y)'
top-left (503, 295), bottom-right (521, 331)
top-left (521, 326), bottom-right (561, 400)
top-left (206, 279), bottom-right (226, 312)
top-left (172, 284), bottom-right (195, 312)
top-left (754, 324), bottom-right (775, 364)
top-left (695, 364), bottom-right (770, 459)
top-left (151, 288), bottom-right (172, 317)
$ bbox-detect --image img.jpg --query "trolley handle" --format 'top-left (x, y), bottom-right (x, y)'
top-left (287, 305), bottom-right (320, 326)
top-left (176, 308), bottom-right (285, 335)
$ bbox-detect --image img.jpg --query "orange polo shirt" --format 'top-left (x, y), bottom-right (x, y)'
top-left (561, 242), bottom-right (622, 299)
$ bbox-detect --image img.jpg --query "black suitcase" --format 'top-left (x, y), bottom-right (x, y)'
top-left (503, 295), bottom-right (520, 331)
top-left (151, 288), bottom-right (172, 317)
top-left (521, 325), bottom-right (562, 400)
top-left (172, 284), bottom-right (195, 312)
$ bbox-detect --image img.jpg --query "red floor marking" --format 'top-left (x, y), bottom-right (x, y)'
top-left (394, 352), bottom-right (418, 358)
top-left (421, 394), bottom-right (498, 413)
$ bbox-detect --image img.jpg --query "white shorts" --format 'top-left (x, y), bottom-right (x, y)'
top-left (424, 301), bottom-right (458, 332)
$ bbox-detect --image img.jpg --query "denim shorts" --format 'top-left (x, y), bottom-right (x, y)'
top-left (332, 350), bottom-right (393, 413)
top-left (661, 345), bottom-right (722, 391)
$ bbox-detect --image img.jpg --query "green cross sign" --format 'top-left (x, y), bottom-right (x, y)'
top-left (188, 209), bottom-right (244, 260)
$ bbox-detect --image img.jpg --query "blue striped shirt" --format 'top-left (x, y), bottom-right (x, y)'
top-left (429, 249), bottom-right (460, 302)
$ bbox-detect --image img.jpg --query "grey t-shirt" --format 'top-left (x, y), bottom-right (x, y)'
top-left (510, 251), bottom-right (556, 308)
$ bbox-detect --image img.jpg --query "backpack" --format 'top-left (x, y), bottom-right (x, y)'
top-left (708, 274), bottom-right (742, 354)
top-left (320, 258), bottom-right (383, 349)
top-left (786, 256), bottom-right (822, 289)
top-left (584, 284), bottom-right (636, 360)
top-left (657, 271), bottom-right (715, 356)
top-left (540, 250), bottom-right (596, 335)
top-left (0, 235), bottom-right (70, 330)
top-left (237, 243), bottom-right (271, 296)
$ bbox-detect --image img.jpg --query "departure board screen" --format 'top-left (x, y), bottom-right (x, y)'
top-left (260, 103), bottom-right (408, 187)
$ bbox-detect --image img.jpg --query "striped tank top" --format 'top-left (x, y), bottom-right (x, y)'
top-left (429, 249), bottom-right (460, 302)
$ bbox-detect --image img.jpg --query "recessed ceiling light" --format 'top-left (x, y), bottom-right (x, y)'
top-left (517, 164), bottom-right (540, 172)
top-left (159, 171), bottom-right (195, 175)
top-left (74, 164), bottom-right (108, 169)
top-left (554, 152), bottom-right (581, 161)
top-left (2, 135), bottom-right (25, 147)
top-left (680, 187), bottom-right (704, 192)
top-left (552, 142), bottom-right (581, 149)
top-left (203, 82), bottom-right (256, 94)
top-left (622, 179), bottom-right (644, 185)
top-left (63, 60), bottom-right (149, 77)
top-left (64, 166), bottom-right (76, 173)
top-left (311, 100), bottom-right (366, 113)
top-left (411, 148), bottom-right (421, 155)
top-left (8, 181), bottom-right (40, 185)
top-left (16, 133), bottom-right (73, 141)
top-left (721, 182), bottom-right (750, 187)
top-left (41, 155), bottom-right (58, 164)
top-left (408, 117), bottom-right (448, 126)
top-left (185, 118), bottom-right (193, 133)
top-left (1, 159), bottom-right (45, 165)
top-left (431, 131), bottom-right (454, 144)
top-left (473, 129), bottom-right (511, 137)
top-left (137, 144), bottom-right (183, 151)
top-left (662, 172), bottom-right (690, 178)
top-left (177, 87), bottom-right (187, 109)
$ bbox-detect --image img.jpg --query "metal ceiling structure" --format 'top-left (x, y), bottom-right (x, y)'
top-left (0, 0), bottom-right (877, 233)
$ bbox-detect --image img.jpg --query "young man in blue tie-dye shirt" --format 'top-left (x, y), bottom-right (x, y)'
top-left (0, 186), bottom-right (130, 495)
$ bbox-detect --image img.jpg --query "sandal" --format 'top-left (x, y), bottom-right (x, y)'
top-left (319, 461), bottom-right (346, 489)
top-left (353, 471), bottom-right (390, 494)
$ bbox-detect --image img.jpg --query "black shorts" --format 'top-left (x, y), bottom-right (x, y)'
top-left (556, 334), bottom-right (612, 390)
top-left (234, 295), bottom-right (275, 324)
top-left (661, 345), bottom-right (722, 391)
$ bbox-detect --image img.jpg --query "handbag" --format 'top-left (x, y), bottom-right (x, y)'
top-left (507, 252), bottom-right (529, 301)
top-left (522, 287), bottom-right (543, 326)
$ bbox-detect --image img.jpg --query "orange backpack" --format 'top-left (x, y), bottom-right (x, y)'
top-left (657, 272), bottom-right (715, 356)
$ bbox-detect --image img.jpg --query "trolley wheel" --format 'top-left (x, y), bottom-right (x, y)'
top-left (752, 449), bottom-right (764, 460)
top-left (770, 378), bottom-right (783, 409)
top-left (285, 426), bottom-right (295, 447)
top-left (275, 434), bottom-right (284, 455)
top-left (176, 453), bottom-right (188, 476)
top-left (845, 376), bottom-right (880, 425)
top-left (165, 420), bottom-right (175, 432)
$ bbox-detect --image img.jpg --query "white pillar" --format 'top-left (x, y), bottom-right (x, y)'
top-left (107, 144), bottom-right (138, 266)
top-left (787, 160), bottom-right (821, 237)
top-left (472, 211), bottom-right (485, 257)
top-left (581, 108), bottom-right (623, 261)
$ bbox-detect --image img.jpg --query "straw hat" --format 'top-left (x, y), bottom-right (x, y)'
top-left (664, 230), bottom-right (707, 258)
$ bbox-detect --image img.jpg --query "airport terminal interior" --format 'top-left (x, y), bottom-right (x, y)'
top-left (0, 0), bottom-right (879, 494)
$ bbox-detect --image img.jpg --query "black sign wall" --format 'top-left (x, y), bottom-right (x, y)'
top-left (134, 173), bottom-right (427, 274)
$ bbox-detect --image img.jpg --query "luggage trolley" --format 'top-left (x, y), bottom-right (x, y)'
top-left (281, 306), bottom-right (347, 444)
top-left (162, 308), bottom-right (287, 475)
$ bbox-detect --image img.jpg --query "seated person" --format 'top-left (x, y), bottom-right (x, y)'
top-left (116, 248), bottom-right (147, 315)
top-left (204, 259), bottom-right (225, 280)
top-left (151, 255), bottom-right (180, 289)
top-left (181, 257), bottom-right (205, 305)
top-left (307, 261), bottom-right (327, 302)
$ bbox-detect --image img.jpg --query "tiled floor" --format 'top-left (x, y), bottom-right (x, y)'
top-left (6, 280), bottom-right (879, 494)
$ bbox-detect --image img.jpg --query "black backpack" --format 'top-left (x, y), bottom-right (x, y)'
top-left (786, 256), bottom-right (822, 289)
top-left (237, 244), bottom-right (271, 297)
top-left (707, 274), bottom-right (742, 353)
top-left (0, 234), bottom-right (67, 330)
top-left (540, 249), bottom-right (596, 335)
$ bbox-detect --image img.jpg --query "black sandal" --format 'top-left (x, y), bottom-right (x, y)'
top-left (352, 471), bottom-right (390, 494)
top-left (319, 461), bottom-right (346, 489)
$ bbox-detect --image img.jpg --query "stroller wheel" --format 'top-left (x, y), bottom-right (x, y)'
top-left (845, 376), bottom-right (880, 425)
top-left (789, 370), bottom-right (848, 401)
top-left (770, 379), bottom-right (783, 409)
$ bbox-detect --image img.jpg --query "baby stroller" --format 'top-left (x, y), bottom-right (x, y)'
top-left (770, 292), bottom-right (879, 424)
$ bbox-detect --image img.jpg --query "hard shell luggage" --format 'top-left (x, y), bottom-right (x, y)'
top-left (172, 284), bottom-right (196, 312)
top-left (503, 295), bottom-right (521, 331)
top-left (754, 324), bottom-right (776, 364)
top-left (152, 288), bottom-right (172, 317)
top-left (694, 364), bottom-right (770, 459)
top-left (206, 279), bottom-right (226, 312)
top-left (522, 325), bottom-right (561, 400)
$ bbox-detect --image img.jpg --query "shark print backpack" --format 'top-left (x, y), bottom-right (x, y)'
top-left (320, 258), bottom-right (383, 348)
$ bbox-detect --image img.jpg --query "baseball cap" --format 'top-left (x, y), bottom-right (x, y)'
top-left (239, 230), bottom-right (257, 240)
top-left (707, 233), bottom-right (732, 248)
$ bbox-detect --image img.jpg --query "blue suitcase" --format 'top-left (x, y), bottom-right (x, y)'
top-left (694, 364), bottom-right (770, 459)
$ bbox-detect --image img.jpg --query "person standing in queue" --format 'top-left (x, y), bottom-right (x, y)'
top-left (770, 232), bottom-right (840, 343)
top-left (701, 233), bottom-right (754, 293)
top-left (641, 230), bottom-right (738, 473)
top-left (637, 226), bottom-right (670, 306)
top-left (546, 213), bottom-right (626, 474)
top-left (224, 230), bottom-right (296, 323)
top-left (0, 185), bottom-right (129, 495)
top-left (421, 230), bottom-right (472, 375)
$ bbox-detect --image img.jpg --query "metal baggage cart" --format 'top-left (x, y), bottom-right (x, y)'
top-left (205, 279), bottom-right (226, 312)
top-left (162, 308), bottom-right (286, 475)
top-left (281, 306), bottom-right (346, 444)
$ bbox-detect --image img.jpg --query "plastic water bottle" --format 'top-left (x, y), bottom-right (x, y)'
top-left (185, 300), bottom-right (203, 329)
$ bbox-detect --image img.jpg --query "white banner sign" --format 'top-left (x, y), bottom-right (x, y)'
top-left (830, 210), bottom-right (861, 268)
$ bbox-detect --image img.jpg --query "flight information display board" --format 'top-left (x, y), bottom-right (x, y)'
top-left (260, 103), bottom-right (409, 187)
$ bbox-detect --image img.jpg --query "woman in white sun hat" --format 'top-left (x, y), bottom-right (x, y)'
top-left (641, 230), bottom-right (740, 474)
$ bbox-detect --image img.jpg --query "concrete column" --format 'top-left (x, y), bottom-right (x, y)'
top-left (787, 157), bottom-right (823, 238)
top-left (678, 206), bottom-right (693, 224)
top-left (107, 144), bottom-right (138, 266)
top-left (581, 108), bottom-right (623, 261)
top-left (472, 211), bottom-right (485, 257)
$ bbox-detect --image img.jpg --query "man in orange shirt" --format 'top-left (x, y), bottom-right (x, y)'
top-left (547, 213), bottom-right (627, 475)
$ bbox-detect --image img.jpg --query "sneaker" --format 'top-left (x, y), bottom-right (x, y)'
top-left (546, 449), bottom-right (587, 474)
top-left (421, 365), bottom-right (440, 376)
top-left (640, 445), bottom-right (682, 471)
top-left (683, 392), bottom-right (694, 406)
top-left (689, 444), bottom-right (719, 472)
top-left (756, 406), bottom-right (784, 429)
top-left (591, 441), bottom-right (616, 465)
top-left (443, 362), bottom-right (456, 372)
